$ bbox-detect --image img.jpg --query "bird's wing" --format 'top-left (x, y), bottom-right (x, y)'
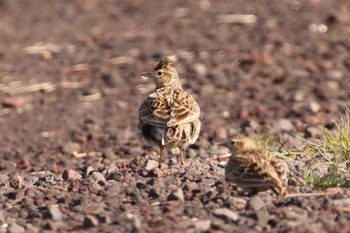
top-left (167, 90), bottom-right (200, 127)
top-left (138, 94), bottom-right (170, 127)
top-left (139, 89), bottom-right (200, 127)
top-left (226, 149), bottom-right (287, 195)
top-left (229, 150), bottom-right (278, 184)
top-left (269, 153), bottom-right (288, 186)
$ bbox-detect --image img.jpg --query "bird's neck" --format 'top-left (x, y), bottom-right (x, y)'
top-left (155, 83), bottom-right (183, 90)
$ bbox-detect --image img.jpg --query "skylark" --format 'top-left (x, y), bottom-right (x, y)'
top-left (225, 135), bottom-right (288, 195)
top-left (138, 57), bottom-right (201, 167)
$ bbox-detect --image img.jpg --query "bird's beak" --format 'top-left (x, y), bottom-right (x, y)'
top-left (141, 72), bottom-right (152, 78)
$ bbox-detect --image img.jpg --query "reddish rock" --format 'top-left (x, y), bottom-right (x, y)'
top-left (62, 170), bottom-right (82, 180)
top-left (9, 174), bottom-right (26, 189)
top-left (2, 97), bottom-right (25, 109)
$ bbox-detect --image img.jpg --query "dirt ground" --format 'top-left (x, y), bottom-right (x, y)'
top-left (1, 0), bottom-right (350, 232)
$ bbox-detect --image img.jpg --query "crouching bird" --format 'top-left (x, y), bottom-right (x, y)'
top-left (225, 135), bottom-right (288, 195)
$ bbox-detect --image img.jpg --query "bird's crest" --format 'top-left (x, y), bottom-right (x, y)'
top-left (153, 56), bottom-right (176, 70)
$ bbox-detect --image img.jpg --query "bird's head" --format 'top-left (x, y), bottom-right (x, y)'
top-left (141, 57), bottom-right (182, 89)
top-left (226, 135), bottom-right (257, 152)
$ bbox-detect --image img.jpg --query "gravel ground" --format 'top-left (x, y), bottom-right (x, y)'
top-left (0, 0), bottom-right (350, 232)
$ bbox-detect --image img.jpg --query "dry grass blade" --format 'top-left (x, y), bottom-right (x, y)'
top-left (60, 81), bottom-right (89, 89)
top-left (301, 108), bottom-right (350, 160)
top-left (71, 63), bottom-right (90, 72)
top-left (30, 171), bottom-right (53, 175)
top-left (72, 151), bottom-right (103, 158)
top-left (80, 92), bottom-right (102, 102)
top-left (109, 56), bottom-right (135, 65)
top-left (322, 111), bottom-right (350, 159)
top-left (285, 192), bottom-right (331, 198)
top-left (217, 14), bottom-right (257, 24)
top-left (24, 43), bottom-right (61, 54)
top-left (1, 82), bottom-right (56, 94)
top-left (293, 108), bottom-right (350, 189)
top-left (40, 131), bottom-right (56, 138)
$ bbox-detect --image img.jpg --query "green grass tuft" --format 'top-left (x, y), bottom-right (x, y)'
top-left (322, 111), bottom-right (350, 159)
top-left (303, 108), bottom-right (350, 160)
top-left (253, 134), bottom-right (292, 159)
top-left (301, 107), bottom-right (350, 188)
top-left (304, 165), bottom-right (349, 189)
top-left (249, 108), bottom-right (350, 189)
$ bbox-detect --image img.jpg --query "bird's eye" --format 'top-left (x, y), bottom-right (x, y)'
top-left (231, 140), bottom-right (236, 146)
top-left (157, 70), bottom-right (164, 76)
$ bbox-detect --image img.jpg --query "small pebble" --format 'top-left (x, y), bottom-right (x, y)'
top-left (213, 208), bottom-right (239, 222)
top-left (61, 142), bottom-right (81, 155)
top-left (2, 97), bottom-right (25, 109)
top-left (144, 159), bottom-right (159, 171)
top-left (10, 174), bottom-right (26, 189)
top-left (126, 213), bottom-right (141, 230)
top-left (248, 195), bottom-right (266, 211)
top-left (326, 70), bottom-right (343, 80)
top-left (83, 215), bottom-right (99, 228)
top-left (0, 174), bottom-right (10, 184)
top-left (47, 205), bottom-right (63, 221)
top-left (82, 166), bottom-right (95, 177)
top-left (193, 63), bottom-right (207, 76)
top-left (7, 222), bottom-right (25, 233)
top-left (304, 126), bottom-right (323, 139)
top-left (309, 101), bottom-right (321, 113)
top-left (167, 188), bottom-right (185, 202)
top-left (193, 219), bottom-right (211, 231)
top-left (62, 170), bottom-right (82, 180)
top-left (91, 172), bottom-right (106, 183)
top-left (272, 118), bottom-right (294, 132)
top-left (332, 198), bottom-right (350, 207)
top-left (256, 210), bottom-right (271, 226)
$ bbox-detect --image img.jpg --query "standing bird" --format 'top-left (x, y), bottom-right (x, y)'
top-left (138, 57), bottom-right (201, 167)
top-left (225, 135), bottom-right (288, 195)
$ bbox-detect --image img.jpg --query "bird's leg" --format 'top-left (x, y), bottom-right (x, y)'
top-left (158, 146), bottom-right (164, 168)
top-left (179, 148), bottom-right (185, 167)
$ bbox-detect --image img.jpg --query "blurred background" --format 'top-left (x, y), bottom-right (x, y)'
top-left (1, 1), bottom-right (350, 232)
top-left (0, 0), bottom-right (349, 163)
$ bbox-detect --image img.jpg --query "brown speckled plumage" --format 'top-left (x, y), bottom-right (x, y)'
top-left (138, 56), bottom-right (201, 167)
top-left (225, 135), bottom-right (288, 195)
